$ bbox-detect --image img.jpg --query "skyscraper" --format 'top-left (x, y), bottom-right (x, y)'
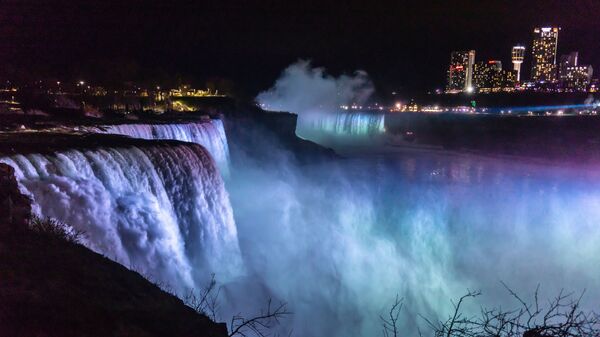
top-left (446, 50), bottom-right (475, 93)
top-left (511, 46), bottom-right (525, 82)
top-left (473, 60), bottom-right (516, 93)
top-left (559, 52), bottom-right (579, 82)
top-left (531, 27), bottom-right (560, 83)
top-left (473, 61), bottom-right (500, 92)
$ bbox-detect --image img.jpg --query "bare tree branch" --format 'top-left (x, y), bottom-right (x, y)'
top-left (184, 273), bottom-right (221, 321)
top-left (414, 284), bottom-right (599, 337)
top-left (229, 299), bottom-right (292, 337)
top-left (381, 295), bottom-right (403, 337)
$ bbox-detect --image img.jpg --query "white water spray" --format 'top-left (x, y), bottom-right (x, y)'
top-left (295, 111), bottom-right (386, 147)
top-left (256, 60), bottom-right (385, 148)
top-left (1, 143), bottom-right (241, 293)
top-left (98, 119), bottom-right (230, 176)
top-left (228, 150), bottom-right (600, 337)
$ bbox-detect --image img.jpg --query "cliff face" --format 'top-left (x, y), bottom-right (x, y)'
top-left (0, 228), bottom-right (229, 337)
top-left (224, 108), bottom-right (336, 165)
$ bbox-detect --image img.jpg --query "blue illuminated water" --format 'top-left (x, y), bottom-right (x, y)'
top-left (228, 143), bottom-right (600, 336)
top-left (3, 113), bottom-right (599, 337)
top-left (295, 111), bottom-right (386, 149)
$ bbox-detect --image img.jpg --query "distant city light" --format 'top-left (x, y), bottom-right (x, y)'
top-left (443, 26), bottom-right (594, 93)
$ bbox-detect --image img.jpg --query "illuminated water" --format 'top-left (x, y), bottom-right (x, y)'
top-left (2, 113), bottom-right (599, 336)
top-left (227, 148), bottom-right (600, 336)
top-left (296, 111), bottom-right (386, 148)
top-left (1, 143), bottom-right (241, 293)
top-left (98, 120), bottom-right (231, 176)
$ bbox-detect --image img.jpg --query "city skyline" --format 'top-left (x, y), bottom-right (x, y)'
top-left (446, 26), bottom-right (595, 93)
top-left (2, 0), bottom-right (600, 97)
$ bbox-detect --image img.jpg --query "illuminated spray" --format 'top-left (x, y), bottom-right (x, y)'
top-left (227, 149), bottom-right (600, 336)
top-left (243, 61), bottom-right (600, 336)
top-left (1, 143), bottom-right (242, 294)
top-left (5, 140), bottom-right (600, 336)
top-left (3, 60), bottom-right (599, 337)
top-left (256, 60), bottom-right (385, 147)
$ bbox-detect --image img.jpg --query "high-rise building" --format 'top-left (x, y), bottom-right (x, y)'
top-left (559, 52), bottom-right (579, 82)
top-left (531, 27), bottom-right (560, 83)
top-left (473, 60), bottom-right (516, 92)
top-left (511, 46), bottom-right (525, 81)
top-left (565, 65), bottom-right (593, 91)
top-left (473, 62), bottom-right (490, 90)
top-left (504, 70), bottom-right (518, 89)
top-left (446, 50), bottom-right (475, 93)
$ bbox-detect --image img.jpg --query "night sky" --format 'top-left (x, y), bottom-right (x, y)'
top-left (1, 0), bottom-right (599, 96)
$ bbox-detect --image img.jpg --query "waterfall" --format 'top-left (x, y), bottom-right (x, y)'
top-left (98, 119), bottom-right (230, 176)
top-left (0, 142), bottom-right (241, 293)
top-left (297, 111), bottom-right (385, 137)
top-left (295, 111), bottom-right (386, 149)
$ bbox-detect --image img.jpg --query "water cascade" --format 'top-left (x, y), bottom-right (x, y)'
top-left (1, 142), bottom-right (241, 293)
top-left (296, 111), bottom-right (386, 148)
top-left (98, 120), bottom-right (231, 176)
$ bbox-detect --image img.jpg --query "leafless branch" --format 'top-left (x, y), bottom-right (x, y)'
top-left (228, 299), bottom-right (291, 337)
top-left (381, 295), bottom-right (403, 337)
top-left (416, 284), bottom-right (600, 337)
top-left (184, 273), bottom-right (221, 321)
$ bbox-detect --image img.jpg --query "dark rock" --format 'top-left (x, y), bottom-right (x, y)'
top-left (224, 107), bottom-right (337, 166)
top-left (0, 222), bottom-right (229, 337)
top-left (0, 163), bottom-right (32, 232)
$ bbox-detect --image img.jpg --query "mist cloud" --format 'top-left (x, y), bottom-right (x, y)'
top-left (256, 60), bottom-right (374, 115)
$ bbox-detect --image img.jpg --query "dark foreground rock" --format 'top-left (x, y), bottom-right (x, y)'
top-left (0, 221), bottom-right (228, 337)
top-left (0, 163), bottom-right (31, 232)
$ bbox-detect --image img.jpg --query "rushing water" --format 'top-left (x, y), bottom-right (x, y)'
top-left (228, 147), bottom-right (600, 336)
top-left (296, 111), bottom-right (386, 148)
top-left (98, 120), bottom-right (231, 176)
top-left (3, 111), bottom-right (599, 336)
top-left (1, 143), bottom-right (241, 293)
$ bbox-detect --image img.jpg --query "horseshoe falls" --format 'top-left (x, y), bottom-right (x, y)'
top-left (296, 111), bottom-right (386, 149)
top-left (0, 142), bottom-right (241, 293)
top-left (98, 120), bottom-right (230, 176)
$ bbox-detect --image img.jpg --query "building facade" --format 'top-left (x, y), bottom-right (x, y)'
top-left (473, 61), bottom-right (500, 91)
top-left (473, 60), bottom-right (515, 92)
top-left (446, 50), bottom-right (476, 93)
top-left (564, 65), bottom-right (593, 91)
top-left (531, 27), bottom-right (560, 83)
top-left (559, 52), bottom-right (579, 82)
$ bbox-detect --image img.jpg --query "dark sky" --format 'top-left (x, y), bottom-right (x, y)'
top-left (1, 0), bottom-right (599, 96)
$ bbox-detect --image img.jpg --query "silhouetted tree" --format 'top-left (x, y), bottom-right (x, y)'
top-left (184, 275), bottom-right (291, 337)
top-left (383, 284), bottom-right (600, 337)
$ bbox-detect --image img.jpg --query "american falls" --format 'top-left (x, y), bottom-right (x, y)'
top-left (97, 119), bottom-right (231, 176)
top-left (0, 142), bottom-right (242, 293)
